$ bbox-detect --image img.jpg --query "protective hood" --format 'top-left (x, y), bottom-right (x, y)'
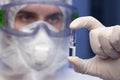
top-left (0, 0), bottom-right (73, 77)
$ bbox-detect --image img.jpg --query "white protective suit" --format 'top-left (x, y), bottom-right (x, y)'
top-left (68, 16), bottom-right (120, 80)
top-left (0, 0), bottom-right (102, 80)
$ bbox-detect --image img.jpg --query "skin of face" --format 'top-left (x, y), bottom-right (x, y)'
top-left (14, 4), bottom-right (64, 31)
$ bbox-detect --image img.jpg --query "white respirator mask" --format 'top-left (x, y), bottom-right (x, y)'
top-left (12, 21), bottom-right (64, 71)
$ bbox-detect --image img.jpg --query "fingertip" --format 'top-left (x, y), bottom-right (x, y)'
top-left (69, 18), bottom-right (80, 29)
top-left (68, 56), bottom-right (81, 64)
top-left (70, 16), bottom-right (104, 30)
top-left (68, 56), bottom-right (79, 60)
top-left (68, 56), bottom-right (86, 73)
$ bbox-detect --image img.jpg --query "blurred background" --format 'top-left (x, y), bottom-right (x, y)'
top-left (73, 0), bottom-right (120, 59)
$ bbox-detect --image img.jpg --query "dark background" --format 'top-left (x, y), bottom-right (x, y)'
top-left (73, 0), bottom-right (120, 59)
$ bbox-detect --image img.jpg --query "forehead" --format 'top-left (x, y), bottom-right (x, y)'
top-left (19, 4), bottom-right (61, 15)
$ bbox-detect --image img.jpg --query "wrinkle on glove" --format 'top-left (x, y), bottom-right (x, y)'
top-left (68, 16), bottom-right (120, 80)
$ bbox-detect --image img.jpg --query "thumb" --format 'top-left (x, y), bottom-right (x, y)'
top-left (68, 56), bottom-right (89, 74)
top-left (70, 16), bottom-right (104, 30)
top-left (68, 56), bottom-right (100, 75)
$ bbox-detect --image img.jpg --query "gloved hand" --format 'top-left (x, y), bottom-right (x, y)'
top-left (68, 16), bottom-right (120, 80)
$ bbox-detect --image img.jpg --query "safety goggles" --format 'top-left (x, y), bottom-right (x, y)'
top-left (0, 1), bottom-right (78, 37)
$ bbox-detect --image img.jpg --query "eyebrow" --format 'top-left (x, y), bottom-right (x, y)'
top-left (17, 10), bottom-right (63, 18)
top-left (17, 10), bottom-right (36, 15)
top-left (46, 12), bottom-right (63, 18)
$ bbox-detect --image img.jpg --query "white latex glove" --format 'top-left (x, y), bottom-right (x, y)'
top-left (68, 16), bottom-right (120, 80)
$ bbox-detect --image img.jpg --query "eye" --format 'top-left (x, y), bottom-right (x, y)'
top-left (15, 11), bottom-right (38, 24)
top-left (46, 13), bottom-right (63, 25)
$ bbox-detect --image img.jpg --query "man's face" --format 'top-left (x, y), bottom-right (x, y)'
top-left (4, 4), bottom-right (70, 71)
top-left (14, 4), bottom-right (64, 31)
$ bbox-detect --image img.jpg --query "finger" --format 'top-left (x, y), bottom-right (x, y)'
top-left (90, 28), bottom-right (108, 58)
top-left (110, 25), bottom-right (120, 52)
top-left (70, 16), bottom-right (104, 30)
top-left (68, 56), bottom-right (104, 77)
top-left (99, 30), bottom-right (119, 59)
top-left (68, 56), bottom-right (88, 74)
